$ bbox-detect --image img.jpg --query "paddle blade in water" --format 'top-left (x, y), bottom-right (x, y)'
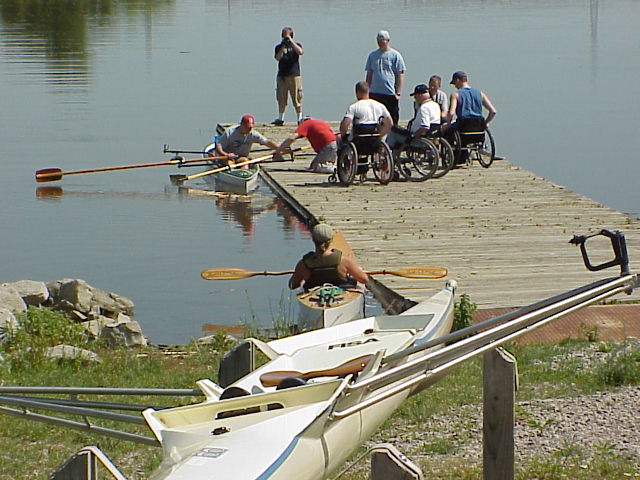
top-left (35, 168), bottom-right (63, 183)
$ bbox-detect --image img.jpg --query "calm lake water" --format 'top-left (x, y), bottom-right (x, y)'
top-left (1, 0), bottom-right (638, 344)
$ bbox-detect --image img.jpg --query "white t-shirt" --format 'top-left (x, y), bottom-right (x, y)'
top-left (410, 100), bottom-right (441, 133)
top-left (344, 98), bottom-right (391, 126)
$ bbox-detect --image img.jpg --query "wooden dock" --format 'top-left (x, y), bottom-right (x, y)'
top-left (253, 122), bottom-right (640, 310)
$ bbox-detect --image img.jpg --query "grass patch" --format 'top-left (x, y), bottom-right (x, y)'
top-left (1, 309), bottom-right (639, 479)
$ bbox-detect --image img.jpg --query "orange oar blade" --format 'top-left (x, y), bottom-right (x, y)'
top-left (35, 168), bottom-right (63, 183)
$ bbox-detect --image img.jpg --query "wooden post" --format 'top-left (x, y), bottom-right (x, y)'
top-left (483, 347), bottom-right (517, 480)
top-left (371, 443), bottom-right (423, 480)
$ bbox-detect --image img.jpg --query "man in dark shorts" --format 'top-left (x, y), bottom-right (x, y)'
top-left (272, 27), bottom-right (304, 126)
top-left (365, 30), bottom-right (406, 125)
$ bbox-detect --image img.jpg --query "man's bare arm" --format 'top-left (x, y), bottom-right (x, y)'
top-left (481, 92), bottom-right (497, 125)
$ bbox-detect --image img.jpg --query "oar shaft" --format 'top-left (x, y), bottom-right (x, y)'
top-left (35, 156), bottom-right (226, 182)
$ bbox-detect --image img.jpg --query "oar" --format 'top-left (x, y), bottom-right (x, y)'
top-left (260, 354), bottom-right (374, 387)
top-left (163, 144), bottom-right (274, 155)
top-left (169, 153), bottom-right (274, 185)
top-left (169, 146), bottom-right (309, 185)
top-left (200, 266), bottom-right (448, 280)
top-left (35, 155), bottom-right (227, 183)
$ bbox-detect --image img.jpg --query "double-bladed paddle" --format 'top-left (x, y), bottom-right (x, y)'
top-left (200, 266), bottom-right (448, 280)
top-left (34, 155), bottom-right (226, 183)
top-left (260, 354), bottom-right (374, 387)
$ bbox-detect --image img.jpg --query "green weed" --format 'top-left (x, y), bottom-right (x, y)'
top-left (453, 293), bottom-right (476, 332)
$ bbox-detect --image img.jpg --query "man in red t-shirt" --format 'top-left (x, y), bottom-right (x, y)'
top-left (274, 117), bottom-right (337, 173)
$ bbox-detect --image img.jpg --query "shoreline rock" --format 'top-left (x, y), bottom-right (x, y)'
top-left (0, 279), bottom-right (147, 348)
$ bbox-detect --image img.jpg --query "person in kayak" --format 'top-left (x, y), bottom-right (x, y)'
top-left (289, 223), bottom-right (369, 291)
top-left (215, 114), bottom-right (278, 168)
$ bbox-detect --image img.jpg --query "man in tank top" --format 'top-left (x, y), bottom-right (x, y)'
top-left (447, 70), bottom-right (497, 126)
top-left (289, 224), bottom-right (369, 291)
top-left (446, 71), bottom-right (497, 165)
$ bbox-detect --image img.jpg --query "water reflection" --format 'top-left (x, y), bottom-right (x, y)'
top-left (35, 183), bottom-right (308, 243)
top-left (0, 0), bottom-right (173, 93)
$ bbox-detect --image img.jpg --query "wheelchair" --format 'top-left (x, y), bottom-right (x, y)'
top-left (451, 116), bottom-right (496, 168)
top-left (388, 126), bottom-right (445, 181)
top-left (333, 123), bottom-right (395, 186)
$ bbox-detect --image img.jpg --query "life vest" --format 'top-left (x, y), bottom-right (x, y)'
top-left (302, 249), bottom-right (346, 290)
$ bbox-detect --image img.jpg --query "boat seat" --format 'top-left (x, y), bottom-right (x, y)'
top-left (219, 386), bottom-right (251, 400)
top-left (276, 377), bottom-right (308, 390)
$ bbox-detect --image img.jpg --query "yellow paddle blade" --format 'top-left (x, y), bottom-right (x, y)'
top-left (367, 266), bottom-right (448, 279)
top-left (200, 268), bottom-right (293, 280)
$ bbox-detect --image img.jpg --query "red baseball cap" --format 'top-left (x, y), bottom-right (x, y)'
top-left (240, 114), bottom-right (255, 126)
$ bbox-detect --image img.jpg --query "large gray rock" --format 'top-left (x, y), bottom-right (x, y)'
top-left (90, 288), bottom-right (135, 317)
top-left (48, 279), bottom-right (134, 318)
top-left (6, 280), bottom-right (49, 306)
top-left (57, 279), bottom-right (94, 313)
top-left (82, 313), bottom-right (147, 348)
top-left (44, 344), bottom-right (101, 363)
top-left (0, 285), bottom-right (27, 313)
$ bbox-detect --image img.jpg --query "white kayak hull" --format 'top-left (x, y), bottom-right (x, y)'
top-left (296, 285), bottom-right (365, 330)
top-left (144, 281), bottom-right (455, 480)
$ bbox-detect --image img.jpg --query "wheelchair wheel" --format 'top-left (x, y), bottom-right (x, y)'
top-left (409, 138), bottom-right (439, 181)
top-left (372, 142), bottom-right (394, 185)
top-left (337, 143), bottom-right (358, 186)
top-left (477, 127), bottom-right (496, 168)
top-left (431, 137), bottom-right (455, 179)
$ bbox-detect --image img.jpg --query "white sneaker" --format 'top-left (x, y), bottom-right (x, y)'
top-left (314, 165), bottom-right (335, 174)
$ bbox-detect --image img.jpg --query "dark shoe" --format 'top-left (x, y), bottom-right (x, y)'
top-left (271, 119), bottom-right (284, 126)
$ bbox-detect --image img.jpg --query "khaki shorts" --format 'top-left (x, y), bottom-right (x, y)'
top-left (309, 141), bottom-right (337, 170)
top-left (276, 75), bottom-right (303, 111)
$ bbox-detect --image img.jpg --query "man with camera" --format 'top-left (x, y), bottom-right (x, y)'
top-left (273, 27), bottom-right (304, 126)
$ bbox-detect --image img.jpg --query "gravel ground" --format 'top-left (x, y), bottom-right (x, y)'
top-left (354, 342), bottom-right (640, 477)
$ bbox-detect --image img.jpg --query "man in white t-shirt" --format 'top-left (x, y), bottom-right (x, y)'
top-left (409, 84), bottom-right (441, 137)
top-left (339, 81), bottom-right (392, 141)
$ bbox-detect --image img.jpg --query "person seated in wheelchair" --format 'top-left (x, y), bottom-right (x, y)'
top-left (387, 83), bottom-right (441, 151)
top-left (339, 81), bottom-right (392, 149)
top-left (445, 71), bottom-right (497, 164)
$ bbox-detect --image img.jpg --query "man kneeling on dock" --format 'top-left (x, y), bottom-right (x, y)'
top-left (289, 224), bottom-right (369, 291)
top-left (274, 117), bottom-right (337, 173)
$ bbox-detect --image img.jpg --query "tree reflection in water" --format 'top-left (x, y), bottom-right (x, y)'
top-left (0, 0), bottom-right (173, 92)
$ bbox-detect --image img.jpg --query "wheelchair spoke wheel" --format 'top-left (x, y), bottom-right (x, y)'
top-left (478, 127), bottom-right (496, 168)
top-left (431, 137), bottom-right (455, 178)
top-left (337, 143), bottom-right (358, 186)
top-left (410, 138), bottom-right (439, 181)
top-left (372, 142), bottom-right (394, 185)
